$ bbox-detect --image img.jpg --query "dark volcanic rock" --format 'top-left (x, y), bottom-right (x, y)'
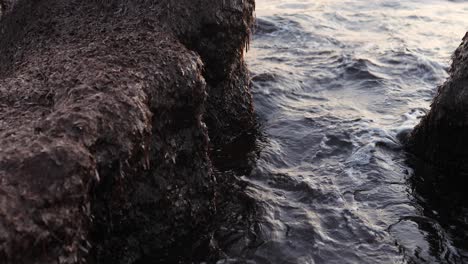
top-left (0, 0), bottom-right (255, 263)
top-left (408, 32), bottom-right (468, 175)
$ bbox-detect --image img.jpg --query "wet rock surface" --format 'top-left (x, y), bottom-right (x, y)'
top-left (407, 31), bottom-right (468, 261)
top-left (0, 0), bottom-right (256, 263)
top-left (160, 0), bottom-right (257, 144)
top-left (409, 32), bottom-right (468, 175)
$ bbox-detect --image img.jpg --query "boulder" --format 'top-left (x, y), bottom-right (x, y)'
top-left (0, 0), bottom-right (255, 263)
top-left (409, 32), bottom-right (468, 175)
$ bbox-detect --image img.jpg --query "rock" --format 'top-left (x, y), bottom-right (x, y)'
top-left (0, 0), bottom-right (256, 263)
top-left (408, 32), bottom-right (468, 175)
top-left (161, 0), bottom-right (257, 145)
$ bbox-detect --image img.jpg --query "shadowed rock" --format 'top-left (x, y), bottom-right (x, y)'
top-left (407, 31), bottom-right (468, 261)
top-left (0, 0), bottom-right (256, 263)
top-left (162, 0), bottom-right (257, 144)
top-left (409, 32), bottom-right (468, 175)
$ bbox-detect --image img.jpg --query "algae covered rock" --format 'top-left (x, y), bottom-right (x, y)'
top-left (160, 0), bottom-right (257, 144)
top-left (409, 32), bottom-right (468, 175)
top-left (0, 0), bottom-right (256, 263)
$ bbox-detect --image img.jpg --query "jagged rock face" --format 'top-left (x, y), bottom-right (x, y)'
top-left (409, 32), bottom-right (468, 174)
top-left (0, 0), bottom-right (257, 144)
top-left (0, 0), bottom-right (255, 263)
top-left (161, 0), bottom-right (257, 144)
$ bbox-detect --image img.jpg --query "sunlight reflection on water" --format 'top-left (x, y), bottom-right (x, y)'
top-left (223, 0), bottom-right (468, 263)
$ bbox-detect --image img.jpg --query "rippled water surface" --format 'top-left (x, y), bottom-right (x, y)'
top-left (223, 1), bottom-right (468, 263)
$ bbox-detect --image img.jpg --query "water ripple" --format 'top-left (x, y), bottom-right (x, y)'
top-left (225, 0), bottom-right (468, 263)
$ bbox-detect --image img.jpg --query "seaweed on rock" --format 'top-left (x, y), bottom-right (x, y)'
top-left (409, 32), bottom-right (468, 176)
top-left (0, 0), bottom-right (256, 263)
